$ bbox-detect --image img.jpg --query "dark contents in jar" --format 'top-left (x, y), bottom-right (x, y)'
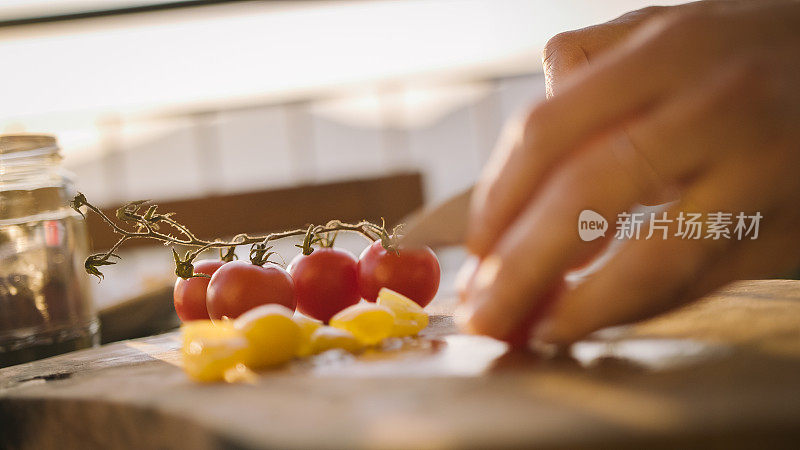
top-left (0, 215), bottom-right (97, 368)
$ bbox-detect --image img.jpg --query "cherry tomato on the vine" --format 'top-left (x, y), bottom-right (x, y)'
top-left (358, 241), bottom-right (440, 307)
top-left (173, 259), bottom-right (226, 322)
top-left (206, 260), bottom-right (295, 320)
top-left (288, 247), bottom-right (360, 322)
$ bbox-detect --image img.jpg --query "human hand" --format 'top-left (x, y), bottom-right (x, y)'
top-left (460, 0), bottom-right (800, 345)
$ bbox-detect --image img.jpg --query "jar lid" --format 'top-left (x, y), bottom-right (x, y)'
top-left (0, 134), bottom-right (58, 155)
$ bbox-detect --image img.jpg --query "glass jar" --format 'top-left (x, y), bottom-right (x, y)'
top-left (0, 134), bottom-right (98, 367)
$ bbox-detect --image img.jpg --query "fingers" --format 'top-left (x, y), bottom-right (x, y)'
top-left (542, 31), bottom-right (589, 99)
top-left (461, 0), bottom-right (800, 346)
top-left (460, 57), bottom-right (771, 341)
top-left (533, 210), bottom-right (729, 346)
top-left (542, 2), bottom-right (740, 98)
top-left (535, 154), bottom-right (797, 345)
top-left (467, 11), bottom-right (717, 258)
top-left (535, 51), bottom-right (800, 343)
top-left (470, 0), bottom-right (765, 259)
top-left (461, 133), bottom-right (646, 339)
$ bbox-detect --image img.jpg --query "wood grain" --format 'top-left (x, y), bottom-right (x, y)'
top-left (1, 280), bottom-right (800, 449)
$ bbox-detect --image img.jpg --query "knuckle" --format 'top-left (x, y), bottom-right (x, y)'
top-left (543, 32), bottom-right (572, 51)
top-left (543, 31), bottom-right (578, 63)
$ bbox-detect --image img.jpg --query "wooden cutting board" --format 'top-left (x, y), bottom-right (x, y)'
top-left (2, 280), bottom-right (800, 449)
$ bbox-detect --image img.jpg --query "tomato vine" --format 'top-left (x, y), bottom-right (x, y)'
top-left (70, 193), bottom-right (401, 280)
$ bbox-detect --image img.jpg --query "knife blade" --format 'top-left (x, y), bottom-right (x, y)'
top-left (398, 185), bottom-right (474, 248)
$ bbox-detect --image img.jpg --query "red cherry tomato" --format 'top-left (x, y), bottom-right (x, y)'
top-left (358, 241), bottom-right (440, 307)
top-left (206, 260), bottom-right (295, 320)
top-left (288, 247), bottom-right (360, 322)
top-left (173, 259), bottom-right (225, 322)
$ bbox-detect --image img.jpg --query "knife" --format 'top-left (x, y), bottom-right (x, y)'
top-left (399, 185), bottom-right (474, 248)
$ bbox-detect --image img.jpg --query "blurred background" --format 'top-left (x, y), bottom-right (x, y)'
top-left (0, 0), bottom-right (685, 340)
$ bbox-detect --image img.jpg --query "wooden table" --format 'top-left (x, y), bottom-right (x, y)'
top-left (2, 280), bottom-right (800, 449)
